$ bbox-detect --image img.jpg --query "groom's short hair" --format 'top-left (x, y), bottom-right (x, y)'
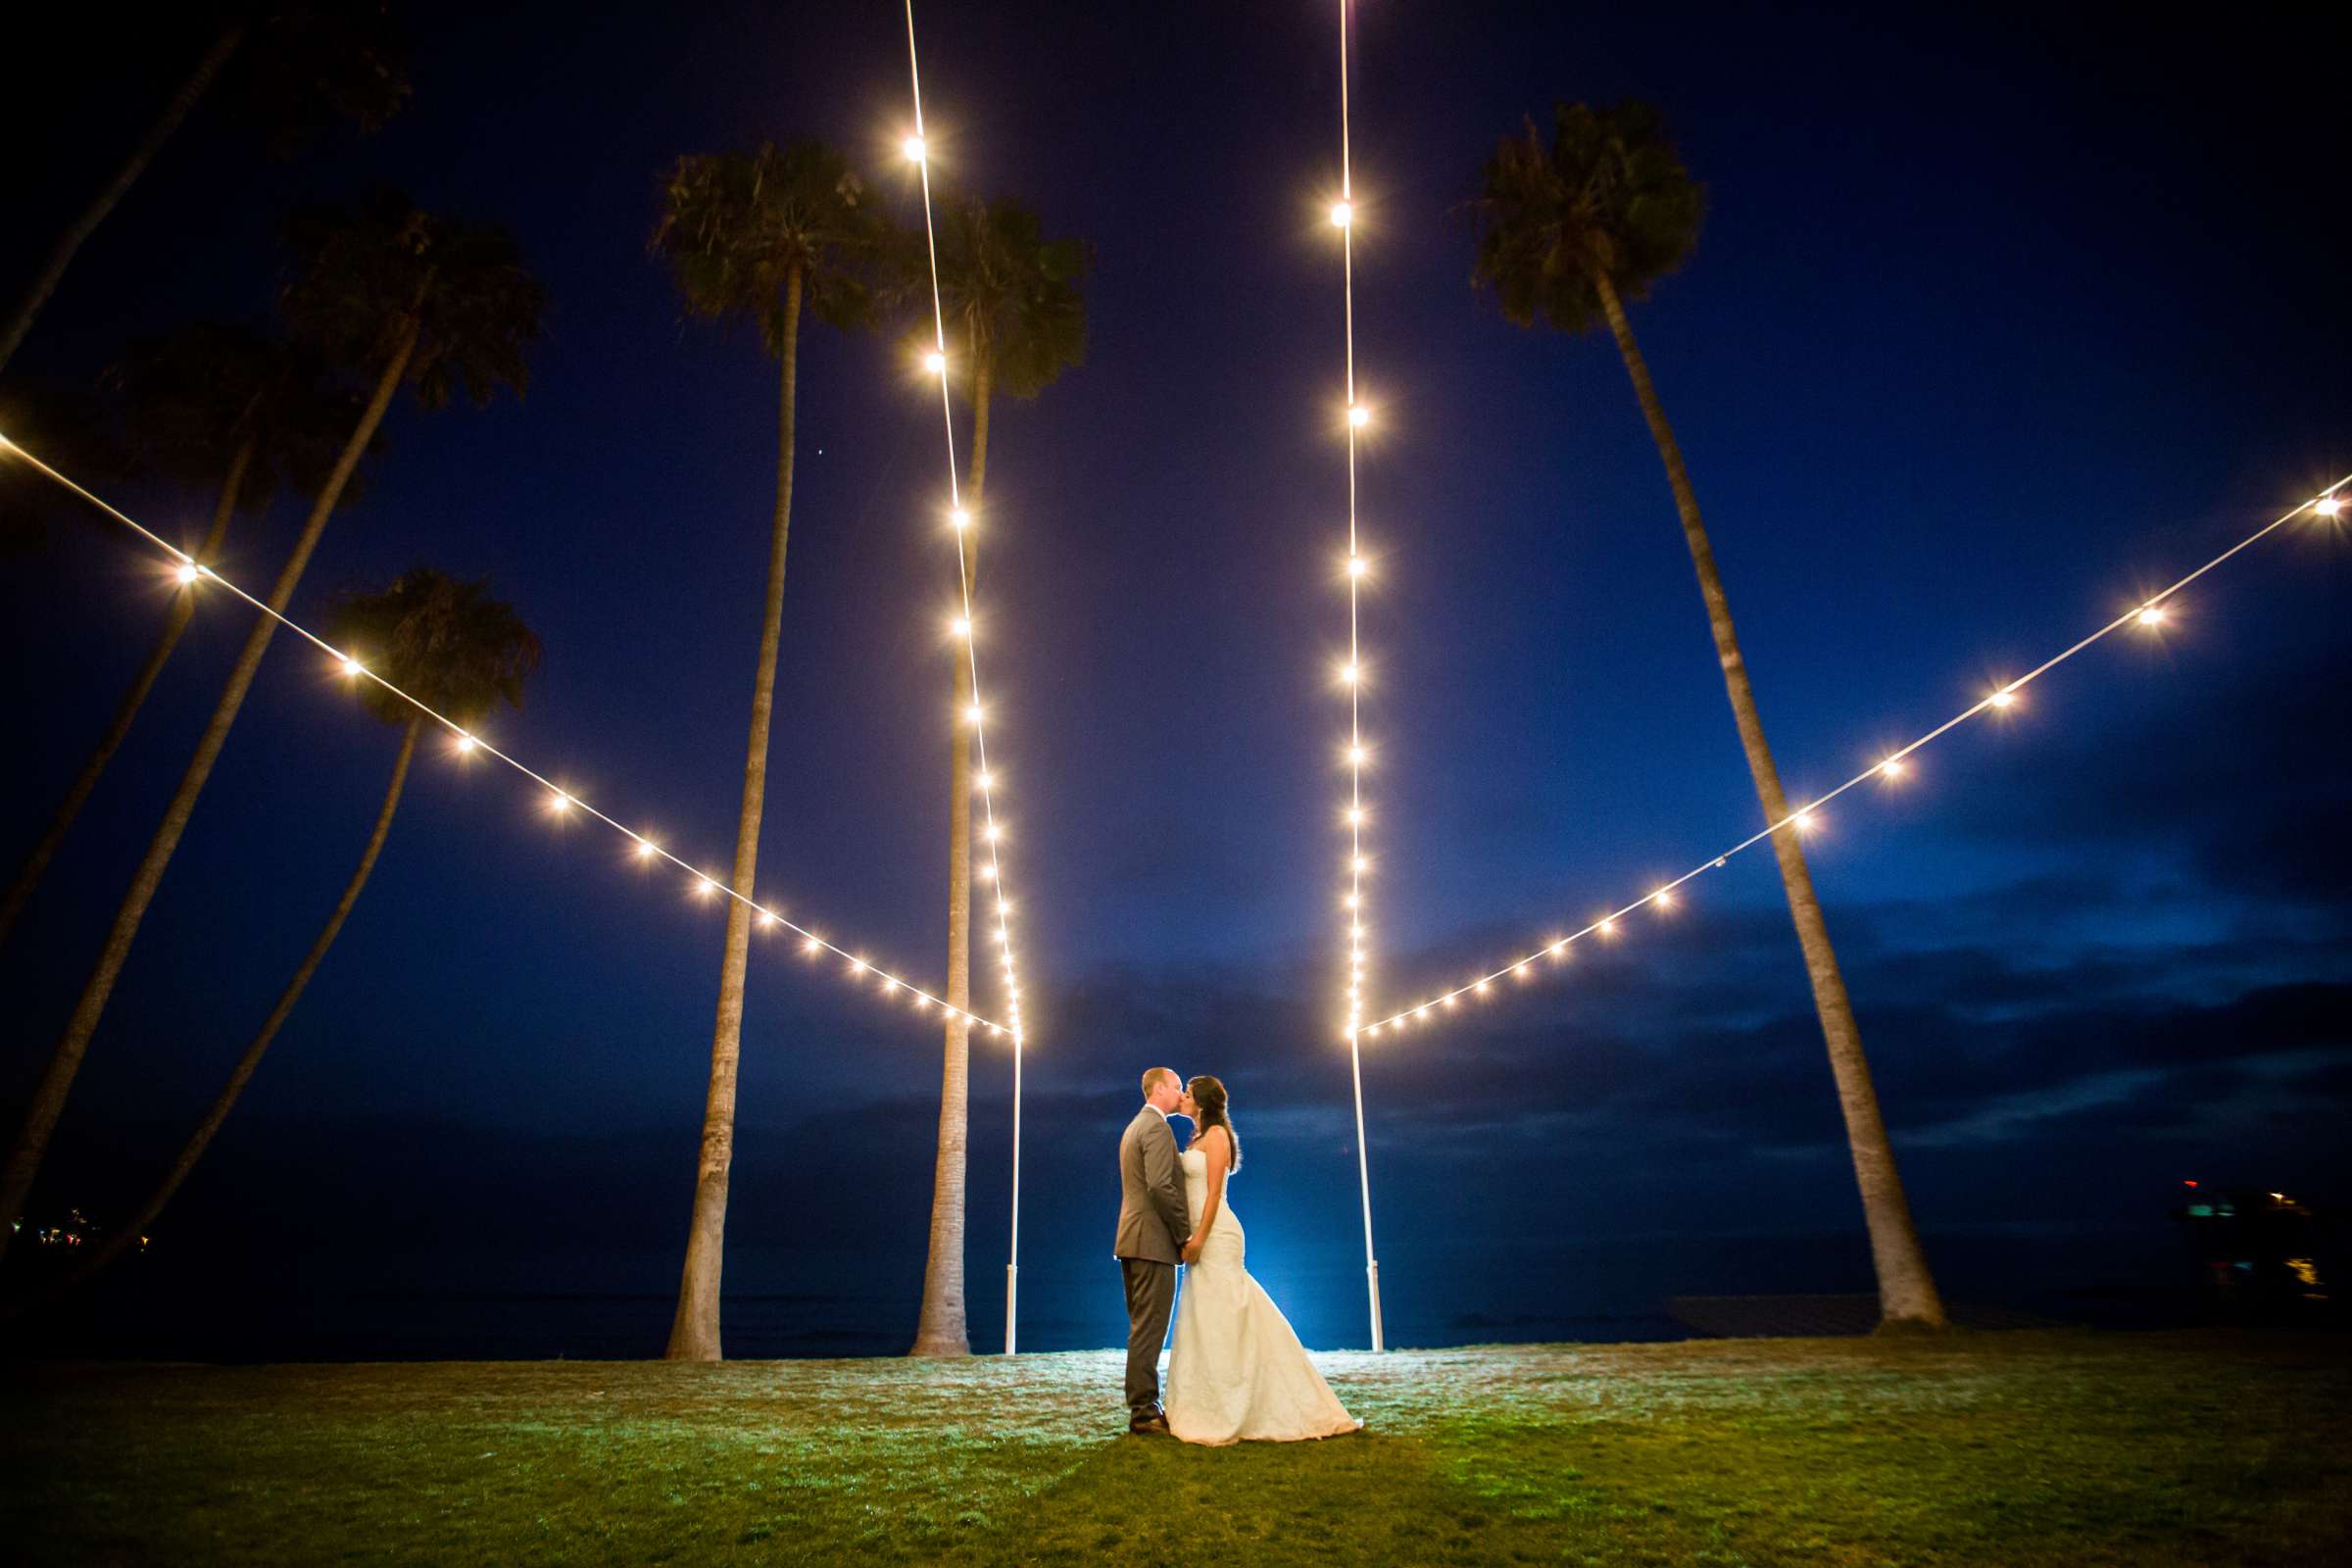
top-left (1141, 1066), bottom-right (1176, 1098)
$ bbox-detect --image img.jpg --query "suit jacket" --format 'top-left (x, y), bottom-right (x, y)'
top-left (1114, 1105), bottom-right (1192, 1263)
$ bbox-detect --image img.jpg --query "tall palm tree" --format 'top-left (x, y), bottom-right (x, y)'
top-left (1470, 101), bottom-right (1946, 1330)
top-left (0, 191), bottom-right (542, 1264)
top-left (907, 196), bottom-right (1089, 1357)
top-left (651, 141), bottom-right (888, 1360)
top-left (0, 325), bottom-right (362, 952)
top-left (0, 1), bottom-right (410, 376)
top-left (4, 569), bottom-right (537, 1315)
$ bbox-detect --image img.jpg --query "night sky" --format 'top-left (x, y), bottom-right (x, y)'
top-left (3, 1), bottom-right (2346, 1358)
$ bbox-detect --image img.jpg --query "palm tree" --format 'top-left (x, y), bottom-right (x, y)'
top-left (907, 196), bottom-right (1089, 1357)
top-left (0, 325), bottom-right (361, 952)
top-left (0, 1), bottom-right (410, 376)
top-left (651, 141), bottom-right (888, 1360)
top-left (0, 191), bottom-right (543, 1264)
top-left (2, 570), bottom-right (536, 1316)
top-left (1470, 101), bottom-right (1946, 1330)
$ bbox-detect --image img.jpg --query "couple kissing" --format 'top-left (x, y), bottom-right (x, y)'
top-left (1114, 1066), bottom-right (1362, 1445)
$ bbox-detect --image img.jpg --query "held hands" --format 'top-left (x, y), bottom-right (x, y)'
top-left (1181, 1235), bottom-right (1202, 1265)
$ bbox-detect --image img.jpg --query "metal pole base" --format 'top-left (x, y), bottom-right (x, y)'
top-left (1366, 1259), bottom-right (1385, 1352)
top-left (1004, 1262), bottom-right (1018, 1356)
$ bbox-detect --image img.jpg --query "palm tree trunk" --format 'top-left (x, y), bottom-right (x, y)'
top-left (0, 24), bottom-right (249, 376)
top-left (911, 357), bottom-right (990, 1357)
top-left (667, 264), bottom-right (805, 1361)
top-left (1590, 268), bottom-right (1947, 1329)
top-left (0, 315), bottom-right (419, 1263)
top-left (4, 716), bottom-right (420, 1321)
top-left (0, 436), bottom-right (256, 951)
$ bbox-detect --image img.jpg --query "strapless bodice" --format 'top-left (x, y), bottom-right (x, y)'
top-left (1181, 1146), bottom-right (1243, 1262)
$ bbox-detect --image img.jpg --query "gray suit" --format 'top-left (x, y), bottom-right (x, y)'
top-left (1113, 1104), bottom-right (1192, 1420)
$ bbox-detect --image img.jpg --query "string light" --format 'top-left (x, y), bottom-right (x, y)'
top-left (923, 350), bottom-right (946, 374)
top-left (1359, 478), bottom-right (2350, 1036)
top-left (901, 2), bottom-right (1038, 1352)
top-left (173, 562), bottom-right (199, 586)
top-left (0, 432), bottom-right (1009, 1040)
top-left (1326, 0), bottom-right (1386, 1355)
top-left (339, 657), bottom-right (365, 678)
top-left (902, 135), bottom-right (926, 163)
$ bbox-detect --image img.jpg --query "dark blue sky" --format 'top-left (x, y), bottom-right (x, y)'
top-left (3, 1), bottom-right (2346, 1356)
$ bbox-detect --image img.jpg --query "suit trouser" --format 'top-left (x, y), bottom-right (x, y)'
top-left (1119, 1256), bottom-right (1177, 1417)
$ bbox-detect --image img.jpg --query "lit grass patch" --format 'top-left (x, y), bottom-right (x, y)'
top-left (4, 1332), bottom-right (2348, 1565)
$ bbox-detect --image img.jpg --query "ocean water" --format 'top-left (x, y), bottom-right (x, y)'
top-left (32, 1223), bottom-right (2210, 1363)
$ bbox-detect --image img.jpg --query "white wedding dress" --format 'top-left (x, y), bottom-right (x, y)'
top-left (1163, 1144), bottom-right (1361, 1446)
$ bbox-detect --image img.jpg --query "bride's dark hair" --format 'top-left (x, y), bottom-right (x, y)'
top-left (1186, 1075), bottom-right (1241, 1171)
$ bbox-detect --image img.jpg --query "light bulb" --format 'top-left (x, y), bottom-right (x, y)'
top-left (964, 703), bottom-right (983, 725)
top-left (1880, 758), bottom-right (1905, 779)
top-left (173, 562), bottom-right (199, 585)
top-left (2317, 495), bottom-right (2343, 518)
top-left (1793, 810), bottom-right (1818, 832)
top-left (1347, 555), bottom-right (1368, 578)
top-left (1339, 662), bottom-right (1359, 684)
top-left (923, 350), bottom-right (946, 374)
top-left (2136, 604), bottom-right (2166, 627)
top-left (635, 840), bottom-right (657, 858)
top-left (951, 615), bottom-right (972, 639)
top-left (950, 507), bottom-right (970, 529)
top-left (339, 658), bottom-right (364, 678)
top-left (456, 734), bottom-right (477, 755)
top-left (1348, 405), bottom-right (1370, 428)
top-left (1989, 688), bottom-right (2016, 709)
top-left (550, 793), bottom-right (572, 813)
top-left (1598, 918), bottom-right (1617, 937)
top-left (1330, 201), bottom-right (1352, 227)
top-left (1653, 889), bottom-right (1675, 910)
top-left (903, 135), bottom-right (926, 162)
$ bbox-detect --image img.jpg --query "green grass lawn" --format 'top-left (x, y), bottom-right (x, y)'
top-left (6, 1330), bottom-right (2348, 1565)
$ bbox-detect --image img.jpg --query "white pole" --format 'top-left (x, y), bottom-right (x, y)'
top-left (1348, 1030), bottom-right (1384, 1351)
top-left (1005, 1029), bottom-right (1022, 1354)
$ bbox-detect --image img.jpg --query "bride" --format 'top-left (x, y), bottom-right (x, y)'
top-left (1163, 1075), bottom-right (1363, 1446)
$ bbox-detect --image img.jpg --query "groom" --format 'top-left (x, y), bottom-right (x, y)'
top-left (1114, 1066), bottom-right (1193, 1435)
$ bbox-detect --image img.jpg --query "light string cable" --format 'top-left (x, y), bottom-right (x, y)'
top-left (901, 2), bottom-right (1030, 1050)
top-left (1334, 1), bottom-right (1371, 1040)
top-left (901, 0), bottom-right (1037, 1357)
top-left (1329, 0), bottom-right (1386, 1353)
top-left (0, 432), bottom-right (1012, 1038)
top-left (1361, 475), bottom-right (2351, 1037)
